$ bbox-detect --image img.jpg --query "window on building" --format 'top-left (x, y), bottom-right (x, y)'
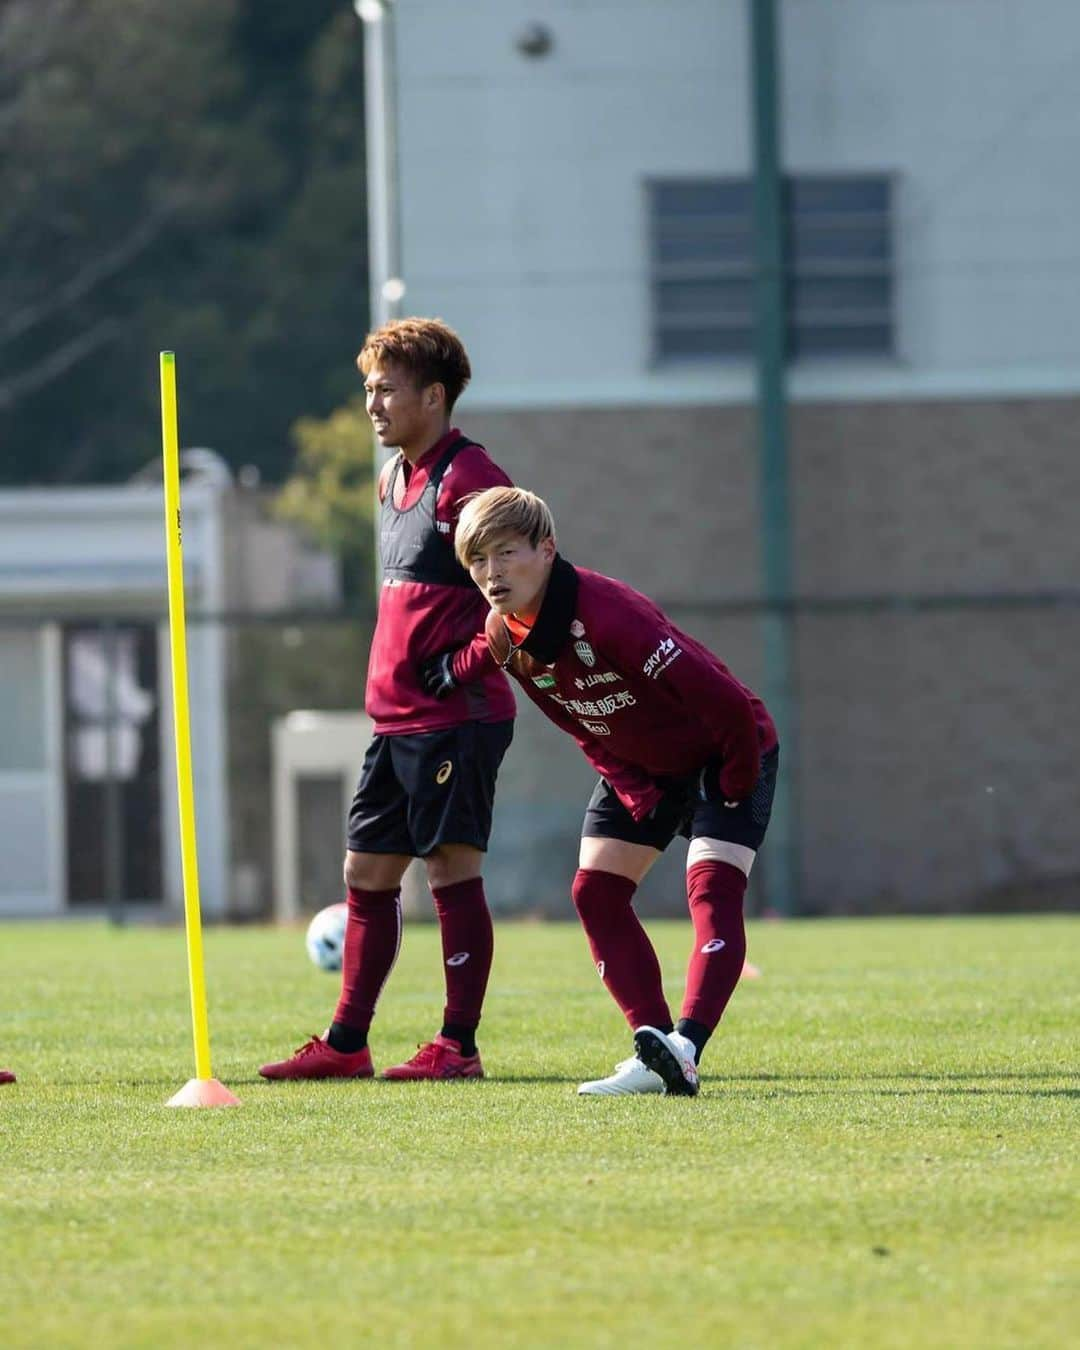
top-left (649, 174), bottom-right (893, 362)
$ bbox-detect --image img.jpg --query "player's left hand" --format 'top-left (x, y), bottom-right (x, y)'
top-left (419, 650), bottom-right (459, 700)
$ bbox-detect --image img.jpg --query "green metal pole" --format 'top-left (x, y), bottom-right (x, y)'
top-left (749, 0), bottom-right (799, 916)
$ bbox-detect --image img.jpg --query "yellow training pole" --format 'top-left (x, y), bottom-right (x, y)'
top-left (160, 352), bottom-right (239, 1109)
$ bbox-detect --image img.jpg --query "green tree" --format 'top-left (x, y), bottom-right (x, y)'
top-left (0, 0), bottom-right (367, 486)
top-left (274, 398), bottom-right (376, 600)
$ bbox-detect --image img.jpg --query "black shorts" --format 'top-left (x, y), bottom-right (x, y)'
top-left (347, 720), bottom-right (514, 857)
top-left (582, 745), bottom-right (779, 854)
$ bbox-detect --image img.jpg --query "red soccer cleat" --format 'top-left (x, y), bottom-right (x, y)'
top-left (380, 1034), bottom-right (483, 1081)
top-left (258, 1035), bottom-right (373, 1081)
top-left (0, 1069), bottom-right (15, 1085)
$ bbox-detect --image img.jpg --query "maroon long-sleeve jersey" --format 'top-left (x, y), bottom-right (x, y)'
top-left (486, 557), bottom-right (777, 820)
top-left (366, 428), bottom-right (515, 734)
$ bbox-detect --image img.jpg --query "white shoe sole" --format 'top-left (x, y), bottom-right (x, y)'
top-left (577, 1064), bottom-right (665, 1096)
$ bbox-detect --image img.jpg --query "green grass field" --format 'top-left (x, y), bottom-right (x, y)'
top-left (1, 916), bottom-right (1076, 1349)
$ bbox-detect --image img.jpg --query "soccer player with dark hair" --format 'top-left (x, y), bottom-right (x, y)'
top-left (260, 319), bottom-right (516, 1083)
top-left (453, 486), bottom-right (779, 1096)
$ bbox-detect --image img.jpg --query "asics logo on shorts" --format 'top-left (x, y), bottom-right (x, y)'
top-left (446, 951), bottom-right (470, 967)
top-left (700, 939), bottom-right (726, 954)
top-left (596, 960), bottom-right (605, 979)
top-left (435, 760), bottom-right (453, 784)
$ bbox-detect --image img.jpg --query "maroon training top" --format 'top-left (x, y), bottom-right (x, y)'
top-left (366, 428), bottom-right (515, 734)
top-left (487, 557), bottom-right (777, 820)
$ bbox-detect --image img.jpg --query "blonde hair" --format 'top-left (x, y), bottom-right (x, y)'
top-left (357, 317), bottom-right (471, 411)
top-left (455, 487), bottom-right (556, 567)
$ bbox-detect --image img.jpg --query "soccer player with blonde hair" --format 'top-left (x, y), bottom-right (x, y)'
top-left (455, 486), bottom-right (779, 1096)
top-left (261, 319), bottom-right (515, 1083)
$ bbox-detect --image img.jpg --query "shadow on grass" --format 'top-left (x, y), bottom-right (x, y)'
top-left (475, 1075), bottom-right (587, 1085)
top-left (716, 1071), bottom-right (1079, 1099)
top-left (238, 1074), bottom-right (585, 1087)
top-left (726, 1071), bottom-right (1075, 1083)
top-left (35, 1069), bottom-right (1079, 1096)
top-left (730, 1084), bottom-right (1079, 1099)
top-left (47, 1074), bottom-right (584, 1088)
top-left (37, 1069), bottom-right (585, 1090)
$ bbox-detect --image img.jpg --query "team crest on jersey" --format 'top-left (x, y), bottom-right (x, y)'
top-left (570, 620), bottom-right (585, 638)
top-left (574, 640), bottom-right (595, 668)
top-left (532, 673), bottom-right (557, 689)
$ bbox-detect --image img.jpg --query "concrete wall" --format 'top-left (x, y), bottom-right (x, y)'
top-left (397, 0), bottom-right (1080, 407)
top-left (783, 0), bottom-right (1080, 378)
top-left (396, 0), bottom-right (748, 405)
top-left (386, 1), bottom-right (1080, 913)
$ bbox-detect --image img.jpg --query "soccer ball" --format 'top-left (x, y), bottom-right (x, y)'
top-left (305, 902), bottom-right (347, 972)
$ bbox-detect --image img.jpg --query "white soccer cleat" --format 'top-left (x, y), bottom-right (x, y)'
top-left (633, 1026), bottom-right (700, 1097)
top-left (578, 1056), bottom-right (665, 1096)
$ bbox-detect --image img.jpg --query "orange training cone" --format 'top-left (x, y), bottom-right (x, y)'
top-left (167, 1078), bottom-right (241, 1109)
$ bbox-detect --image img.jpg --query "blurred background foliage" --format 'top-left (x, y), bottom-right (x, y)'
top-left (0, 0), bottom-right (369, 486)
top-left (274, 397), bottom-right (375, 598)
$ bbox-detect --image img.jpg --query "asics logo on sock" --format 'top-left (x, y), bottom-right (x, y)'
top-left (596, 960), bottom-right (605, 979)
top-left (700, 939), bottom-right (726, 953)
top-left (446, 951), bottom-right (470, 967)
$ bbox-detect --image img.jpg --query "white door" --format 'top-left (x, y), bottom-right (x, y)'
top-left (63, 623), bottom-right (162, 906)
top-left (0, 623), bottom-right (64, 914)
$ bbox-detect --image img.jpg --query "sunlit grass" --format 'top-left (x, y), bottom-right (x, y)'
top-left (2, 916), bottom-right (1076, 1349)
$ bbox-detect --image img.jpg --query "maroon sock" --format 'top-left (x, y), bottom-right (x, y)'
top-left (332, 886), bottom-right (402, 1032)
top-left (431, 877), bottom-right (493, 1031)
top-left (571, 868), bottom-right (672, 1030)
top-left (681, 861), bottom-right (747, 1030)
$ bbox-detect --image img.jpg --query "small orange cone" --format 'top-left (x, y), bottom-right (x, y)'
top-left (740, 960), bottom-right (762, 980)
top-left (166, 1077), bottom-right (241, 1108)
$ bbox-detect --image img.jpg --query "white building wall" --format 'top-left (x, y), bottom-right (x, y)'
top-left (394, 0), bottom-right (1080, 407)
top-left (0, 486), bottom-right (230, 917)
top-left (396, 0), bottom-right (749, 404)
top-left (782, 0), bottom-right (1080, 377)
